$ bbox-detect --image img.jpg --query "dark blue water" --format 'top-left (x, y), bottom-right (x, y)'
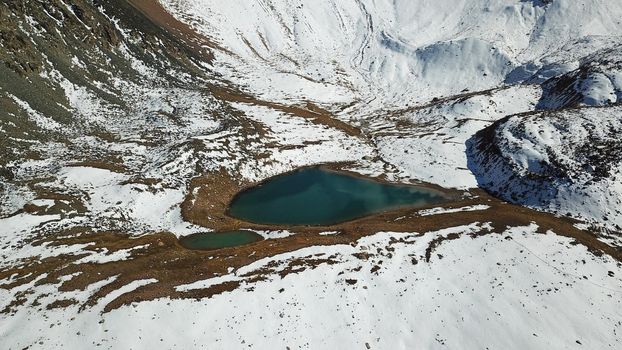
top-left (228, 167), bottom-right (447, 225)
top-left (180, 230), bottom-right (263, 250)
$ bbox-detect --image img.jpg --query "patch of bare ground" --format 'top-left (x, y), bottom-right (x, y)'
top-left (209, 86), bottom-right (363, 137)
top-left (125, 0), bottom-right (219, 62)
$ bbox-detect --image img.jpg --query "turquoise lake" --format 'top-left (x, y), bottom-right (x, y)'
top-left (228, 167), bottom-right (448, 226)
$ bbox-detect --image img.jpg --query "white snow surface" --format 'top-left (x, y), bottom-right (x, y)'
top-left (2, 223), bottom-right (621, 349)
top-left (469, 105), bottom-right (622, 235)
top-left (53, 166), bottom-right (203, 235)
top-left (160, 0), bottom-right (622, 108)
top-left (417, 205), bottom-right (491, 217)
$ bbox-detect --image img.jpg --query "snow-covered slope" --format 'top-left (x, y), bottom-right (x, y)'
top-left (161, 0), bottom-right (622, 108)
top-left (536, 43), bottom-right (622, 108)
top-left (158, 0), bottom-right (622, 221)
top-left (3, 224), bottom-right (621, 349)
top-left (468, 106), bottom-right (622, 232)
top-left (0, 0), bottom-right (376, 234)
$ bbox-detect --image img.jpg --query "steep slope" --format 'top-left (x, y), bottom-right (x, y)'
top-left (536, 44), bottom-right (622, 108)
top-left (0, 0), bottom-right (375, 231)
top-left (468, 106), bottom-right (622, 235)
top-left (161, 0), bottom-right (622, 108)
top-left (0, 0), bottom-right (226, 219)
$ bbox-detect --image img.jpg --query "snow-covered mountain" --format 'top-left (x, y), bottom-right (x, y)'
top-left (536, 44), bottom-right (622, 108)
top-left (1, 0), bottom-right (621, 349)
top-left (468, 106), bottom-right (622, 230)
top-left (161, 0), bottom-right (622, 107)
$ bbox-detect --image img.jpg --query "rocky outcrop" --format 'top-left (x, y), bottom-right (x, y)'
top-left (536, 46), bottom-right (622, 109)
top-left (468, 106), bottom-right (622, 230)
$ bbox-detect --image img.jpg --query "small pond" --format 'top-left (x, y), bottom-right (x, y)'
top-left (228, 167), bottom-right (448, 226)
top-left (180, 230), bottom-right (263, 250)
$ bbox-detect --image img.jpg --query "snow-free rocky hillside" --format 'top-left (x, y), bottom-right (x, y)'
top-left (1, 0), bottom-right (622, 349)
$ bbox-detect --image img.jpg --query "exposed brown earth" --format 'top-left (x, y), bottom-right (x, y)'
top-left (209, 86), bottom-right (363, 137)
top-left (126, 0), bottom-right (219, 62)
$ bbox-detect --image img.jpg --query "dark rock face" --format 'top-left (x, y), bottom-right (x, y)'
top-left (520, 0), bottom-right (553, 8)
top-left (0, 0), bottom-right (119, 77)
top-left (0, 166), bottom-right (14, 181)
